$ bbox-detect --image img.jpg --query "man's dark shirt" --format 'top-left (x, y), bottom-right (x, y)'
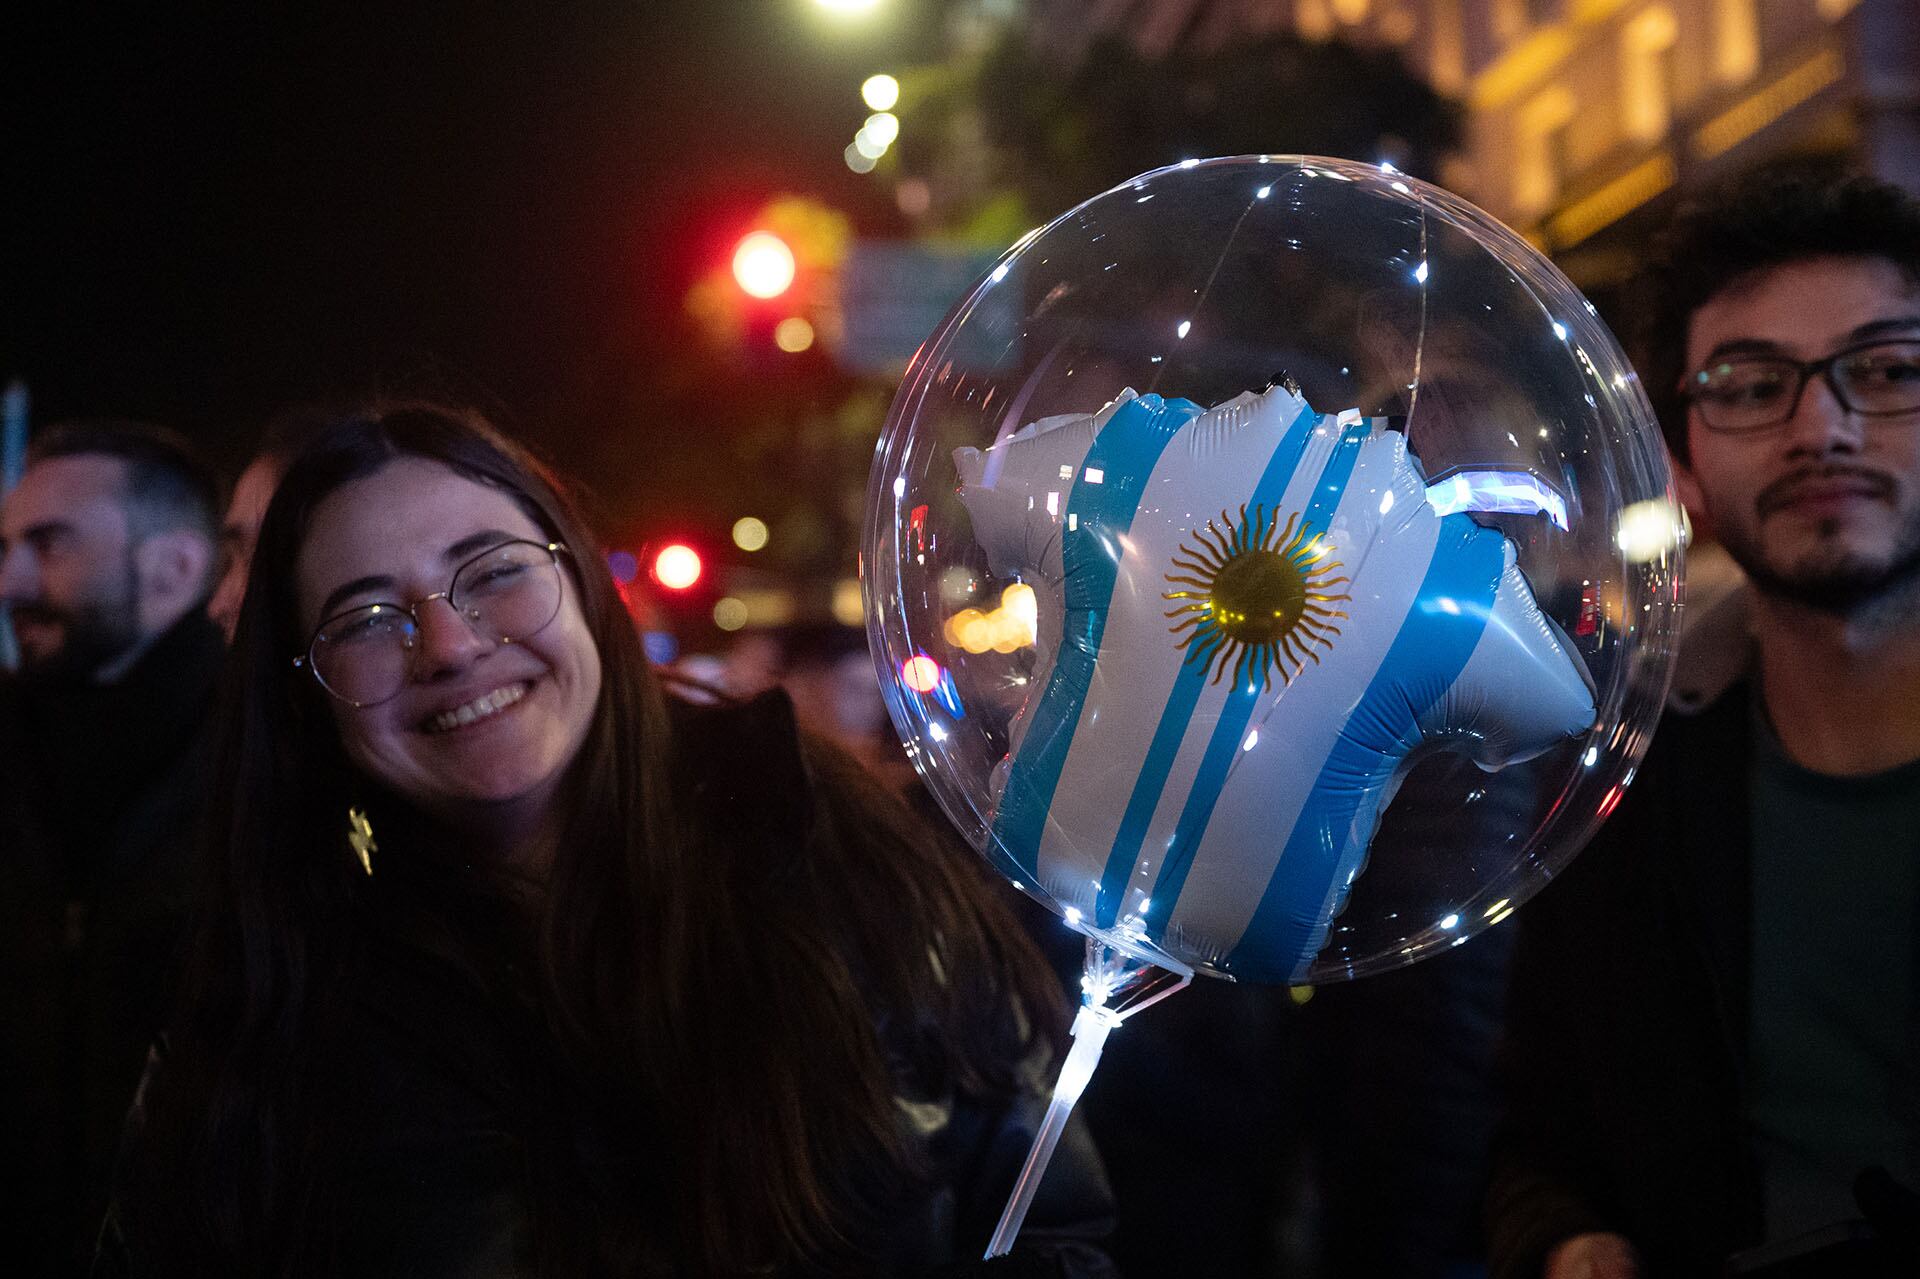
top-left (0, 611), bottom-right (222, 1276)
top-left (1487, 681), bottom-right (1920, 1276)
top-left (1747, 717), bottom-right (1920, 1237)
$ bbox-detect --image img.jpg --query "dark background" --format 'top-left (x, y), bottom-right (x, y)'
top-left (1, 2), bottom-right (1458, 622)
top-left (2, 2), bottom-right (934, 474)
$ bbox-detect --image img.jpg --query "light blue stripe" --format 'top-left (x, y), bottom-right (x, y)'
top-left (992, 396), bottom-right (1202, 879)
top-left (1144, 422), bottom-right (1369, 932)
top-left (1094, 402), bottom-right (1319, 927)
top-left (1227, 513), bottom-right (1508, 981)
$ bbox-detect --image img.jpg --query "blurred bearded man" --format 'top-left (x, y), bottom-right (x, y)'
top-left (0, 421), bottom-right (222, 1276)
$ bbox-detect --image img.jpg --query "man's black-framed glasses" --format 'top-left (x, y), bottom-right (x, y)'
top-left (1682, 339), bottom-right (1920, 433)
top-left (294, 539), bottom-right (570, 707)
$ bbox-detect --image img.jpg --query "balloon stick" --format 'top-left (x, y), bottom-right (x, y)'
top-left (984, 937), bottom-right (1191, 1258)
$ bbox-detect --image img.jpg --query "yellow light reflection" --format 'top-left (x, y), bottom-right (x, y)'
top-left (1002, 582), bottom-right (1037, 641)
top-left (773, 316), bottom-right (815, 353)
top-left (732, 516), bottom-right (770, 551)
top-left (713, 597), bottom-right (748, 631)
top-left (944, 583), bottom-right (1039, 654)
top-left (831, 577), bottom-right (864, 626)
top-left (736, 589), bottom-right (795, 626)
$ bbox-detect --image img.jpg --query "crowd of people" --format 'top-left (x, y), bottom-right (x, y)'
top-left (2, 160), bottom-right (1917, 1277)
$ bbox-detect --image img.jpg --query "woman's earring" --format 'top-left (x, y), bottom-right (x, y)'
top-left (347, 807), bottom-right (377, 877)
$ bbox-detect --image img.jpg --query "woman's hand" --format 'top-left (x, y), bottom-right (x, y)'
top-left (1544, 1232), bottom-right (1641, 1279)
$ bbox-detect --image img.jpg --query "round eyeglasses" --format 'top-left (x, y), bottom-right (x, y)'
top-left (294, 539), bottom-right (571, 707)
top-left (1682, 338), bottom-right (1920, 433)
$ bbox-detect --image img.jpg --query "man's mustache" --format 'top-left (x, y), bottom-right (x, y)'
top-left (1756, 464), bottom-right (1897, 515)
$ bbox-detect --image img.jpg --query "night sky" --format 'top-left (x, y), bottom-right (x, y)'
top-left (4, 2), bottom-right (943, 478)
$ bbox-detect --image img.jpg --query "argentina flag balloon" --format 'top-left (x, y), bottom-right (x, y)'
top-left (955, 384), bottom-right (1595, 982)
top-left (864, 156), bottom-right (1680, 991)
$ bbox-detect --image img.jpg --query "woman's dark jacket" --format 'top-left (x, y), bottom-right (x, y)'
top-left (96, 691), bottom-right (1118, 1277)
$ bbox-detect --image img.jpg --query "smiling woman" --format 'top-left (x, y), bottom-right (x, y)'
top-left (293, 460), bottom-right (603, 865)
top-left (95, 403), bottom-right (1118, 1277)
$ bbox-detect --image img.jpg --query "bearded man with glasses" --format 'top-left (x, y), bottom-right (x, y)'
top-left (1488, 162), bottom-right (1920, 1279)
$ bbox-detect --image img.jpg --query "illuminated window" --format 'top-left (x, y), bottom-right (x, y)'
top-left (1493, 0), bottom-right (1528, 45)
top-left (1427, 0), bottom-right (1466, 95)
top-left (1515, 86), bottom-right (1576, 217)
top-left (1379, 3), bottom-right (1417, 43)
top-left (1620, 6), bottom-right (1679, 143)
top-left (1296, 0), bottom-right (1335, 40)
top-left (1714, 0), bottom-right (1759, 84)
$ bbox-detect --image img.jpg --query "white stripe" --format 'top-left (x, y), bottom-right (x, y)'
top-left (1030, 388), bottom-right (1317, 913)
top-left (1159, 427), bottom-right (1442, 965)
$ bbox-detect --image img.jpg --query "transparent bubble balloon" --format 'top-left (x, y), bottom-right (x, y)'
top-left (863, 156), bottom-right (1681, 987)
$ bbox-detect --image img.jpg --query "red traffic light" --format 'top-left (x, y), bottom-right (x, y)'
top-left (732, 231), bottom-right (796, 299)
top-left (652, 543), bottom-right (703, 591)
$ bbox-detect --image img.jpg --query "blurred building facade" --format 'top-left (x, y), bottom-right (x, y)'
top-left (1021, 0), bottom-right (1919, 292)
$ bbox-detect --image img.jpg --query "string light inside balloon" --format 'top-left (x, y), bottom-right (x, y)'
top-left (1163, 505), bottom-right (1350, 692)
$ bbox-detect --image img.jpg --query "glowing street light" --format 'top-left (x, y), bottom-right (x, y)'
top-left (862, 111), bottom-right (899, 148)
top-left (861, 74), bottom-right (899, 111)
top-left (814, 0), bottom-right (881, 13)
top-left (731, 231), bottom-right (796, 299)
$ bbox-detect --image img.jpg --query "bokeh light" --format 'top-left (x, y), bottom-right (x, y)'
top-left (731, 231), bottom-right (796, 299)
top-left (732, 516), bottom-right (771, 551)
top-left (861, 74), bottom-right (899, 112)
top-left (773, 316), bottom-right (815, 353)
top-left (900, 654), bottom-right (942, 694)
top-left (651, 543), bottom-right (703, 590)
top-left (831, 577), bottom-right (864, 626)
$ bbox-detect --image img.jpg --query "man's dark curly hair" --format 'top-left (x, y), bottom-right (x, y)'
top-left (1636, 157), bottom-right (1920, 462)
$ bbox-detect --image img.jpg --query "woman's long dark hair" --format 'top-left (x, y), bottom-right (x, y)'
top-left (124, 402), bottom-right (1062, 1274)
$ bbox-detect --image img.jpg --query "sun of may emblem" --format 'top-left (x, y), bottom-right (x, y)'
top-left (1163, 505), bottom-right (1352, 691)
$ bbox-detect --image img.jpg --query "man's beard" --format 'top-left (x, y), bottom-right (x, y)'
top-left (8, 553), bottom-right (143, 683)
top-left (1721, 489), bottom-right (1920, 616)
